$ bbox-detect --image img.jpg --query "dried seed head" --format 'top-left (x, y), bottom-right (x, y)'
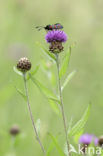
top-left (98, 136), bottom-right (103, 146)
top-left (17, 57), bottom-right (31, 72)
top-left (49, 41), bottom-right (64, 53)
top-left (10, 125), bottom-right (20, 136)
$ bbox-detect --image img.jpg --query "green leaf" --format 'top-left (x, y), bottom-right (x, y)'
top-left (30, 74), bottom-right (60, 114)
top-left (49, 97), bottom-right (60, 105)
top-left (36, 42), bottom-right (56, 61)
top-left (35, 119), bottom-right (41, 135)
top-left (46, 141), bottom-right (55, 156)
top-left (30, 74), bottom-right (57, 99)
top-left (41, 59), bottom-right (56, 87)
top-left (68, 104), bottom-right (91, 136)
top-left (48, 99), bottom-right (60, 115)
top-left (27, 65), bottom-right (40, 80)
top-left (48, 133), bottom-right (65, 156)
top-left (15, 87), bottom-right (27, 101)
top-left (59, 47), bottom-right (71, 78)
top-left (61, 70), bottom-right (76, 91)
top-left (74, 129), bottom-right (84, 144)
top-left (46, 135), bottom-right (59, 156)
top-left (13, 66), bottom-right (23, 76)
top-left (68, 117), bottom-right (73, 133)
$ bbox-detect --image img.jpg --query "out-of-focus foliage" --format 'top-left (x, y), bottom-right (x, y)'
top-left (0, 0), bottom-right (103, 155)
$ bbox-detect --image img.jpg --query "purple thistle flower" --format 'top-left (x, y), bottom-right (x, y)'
top-left (79, 134), bottom-right (98, 145)
top-left (79, 134), bottom-right (93, 145)
top-left (45, 30), bottom-right (68, 43)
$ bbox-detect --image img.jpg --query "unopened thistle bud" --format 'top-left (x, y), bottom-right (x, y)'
top-left (10, 125), bottom-right (20, 136)
top-left (98, 136), bottom-right (103, 147)
top-left (45, 30), bottom-right (68, 53)
top-left (17, 57), bottom-right (31, 72)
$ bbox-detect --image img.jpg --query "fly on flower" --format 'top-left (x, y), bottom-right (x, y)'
top-left (36, 23), bottom-right (63, 31)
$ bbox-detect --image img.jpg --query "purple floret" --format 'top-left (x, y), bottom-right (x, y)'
top-left (94, 137), bottom-right (99, 145)
top-left (79, 134), bottom-right (93, 145)
top-left (79, 134), bottom-right (98, 145)
top-left (45, 30), bottom-right (68, 43)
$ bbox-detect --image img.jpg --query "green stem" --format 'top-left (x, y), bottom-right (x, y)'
top-left (55, 54), bottom-right (70, 156)
top-left (23, 73), bottom-right (46, 156)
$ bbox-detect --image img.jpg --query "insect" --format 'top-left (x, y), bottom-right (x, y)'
top-left (36, 23), bottom-right (63, 31)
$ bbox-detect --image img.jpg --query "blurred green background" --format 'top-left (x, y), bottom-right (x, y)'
top-left (0, 0), bottom-right (103, 155)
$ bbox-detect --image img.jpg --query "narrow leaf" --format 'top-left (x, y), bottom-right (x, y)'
top-left (36, 42), bottom-right (56, 61)
top-left (68, 104), bottom-right (91, 136)
top-left (61, 70), bottom-right (76, 91)
top-left (74, 129), bottom-right (84, 144)
top-left (48, 99), bottom-right (60, 115)
top-left (68, 117), bottom-right (73, 133)
top-left (30, 74), bottom-right (60, 114)
top-left (15, 87), bottom-right (27, 101)
top-left (46, 135), bottom-right (59, 156)
top-left (46, 141), bottom-right (55, 156)
top-left (35, 119), bottom-right (41, 134)
top-left (13, 66), bottom-right (23, 76)
top-left (59, 47), bottom-right (71, 78)
top-left (27, 65), bottom-right (40, 80)
top-left (48, 133), bottom-right (65, 156)
top-left (41, 59), bottom-right (56, 87)
top-left (30, 74), bottom-right (57, 99)
top-left (49, 97), bottom-right (60, 105)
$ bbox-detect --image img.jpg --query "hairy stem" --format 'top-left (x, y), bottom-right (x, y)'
top-left (23, 73), bottom-right (46, 155)
top-left (55, 54), bottom-right (70, 156)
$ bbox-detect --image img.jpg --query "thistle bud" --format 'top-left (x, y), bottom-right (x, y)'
top-left (98, 136), bottom-right (103, 147)
top-left (49, 41), bottom-right (63, 53)
top-left (17, 57), bottom-right (31, 72)
top-left (10, 125), bottom-right (20, 136)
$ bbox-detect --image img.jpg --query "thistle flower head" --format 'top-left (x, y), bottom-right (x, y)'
top-left (45, 30), bottom-right (68, 53)
top-left (17, 57), bottom-right (31, 72)
top-left (79, 134), bottom-right (98, 145)
top-left (45, 30), bottom-right (68, 43)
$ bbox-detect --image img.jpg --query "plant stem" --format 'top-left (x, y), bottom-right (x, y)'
top-left (23, 73), bottom-right (46, 156)
top-left (55, 54), bottom-right (70, 156)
